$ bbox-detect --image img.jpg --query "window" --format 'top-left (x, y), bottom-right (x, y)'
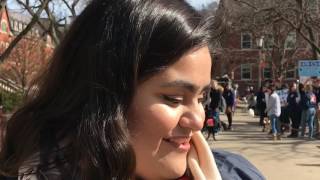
top-left (241, 33), bottom-right (252, 49)
top-left (19, 22), bottom-right (23, 31)
top-left (285, 64), bottom-right (296, 79)
top-left (1, 21), bottom-right (7, 32)
top-left (14, 21), bottom-right (18, 31)
top-left (263, 34), bottom-right (274, 49)
top-left (241, 64), bottom-right (251, 80)
top-left (308, 0), bottom-right (318, 13)
top-left (285, 32), bottom-right (296, 49)
top-left (263, 67), bottom-right (272, 79)
top-left (10, 20), bottom-right (13, 29)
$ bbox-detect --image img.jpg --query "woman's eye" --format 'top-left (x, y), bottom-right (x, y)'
top-left (162, 95), bottom-right (183, 104)
top-left (198, 93), bottom-right (209, 105)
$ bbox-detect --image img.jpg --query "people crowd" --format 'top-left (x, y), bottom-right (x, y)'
top-left (204, 78), bottom-right (320, 141)
top-left (254, 80), bottom-right (320, 140)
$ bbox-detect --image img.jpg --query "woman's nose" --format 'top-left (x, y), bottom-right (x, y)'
top-left (179, 103), bottom-right (205, 131)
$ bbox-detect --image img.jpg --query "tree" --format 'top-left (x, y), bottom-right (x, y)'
top-left (209, 0), bottom-right (319, 81)
top-left (232, 0), bottom-right (320, 59)
top-left (0, 0), bottom-right (89, 62)
top-left (0, 36), bottom-right (51, 93)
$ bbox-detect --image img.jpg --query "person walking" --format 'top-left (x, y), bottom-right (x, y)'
top-left (205, 80), bottom-right (222, 140)
top-left (278, 84), bottom-right (290, 134)
top-left (256, 86), bottom-right (267, 128)
top-left (287, 83), bottom-right (301, 138)
top-left (223, 84), bottom-right (235, 130)
top-left (265, 84), bottom-right (281, 140)
top-left (300, 84), bottom-right (317, 139)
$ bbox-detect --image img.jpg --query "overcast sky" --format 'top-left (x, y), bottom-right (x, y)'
top-left (187, 0), bottom-right (218, 9)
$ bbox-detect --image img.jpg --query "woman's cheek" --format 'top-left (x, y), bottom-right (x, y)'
top-left (149, 104), bottom-right (181, 130)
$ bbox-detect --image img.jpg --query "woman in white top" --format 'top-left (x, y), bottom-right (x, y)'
top-left (266, 84), bottom-right (281, 140)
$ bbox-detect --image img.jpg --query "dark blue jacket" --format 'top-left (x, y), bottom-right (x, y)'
top-left (256, 91), bottom-right (266, 110)
top-left (300, 92), bottom-right (317, 110)
top-left (223, 89), bottom-right (235, 106)
top-left (287, 91), bottom-right (299, 111)
top-left (1, 150), bottom-right (266, 180)
top-left (214, 149), bottom-right (265, 180)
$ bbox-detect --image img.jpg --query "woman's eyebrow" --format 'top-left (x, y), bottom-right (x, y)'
top-left (160, 80), bottom-right (211, 93)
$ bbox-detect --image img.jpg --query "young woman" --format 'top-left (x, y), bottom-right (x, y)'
top-left (222, 84), bottom-right (234, 130)
top-left (287, 83), bottom-right (301, 138)
top-left (299, 84), bottom-right (317, 139)
top-left (256, 86), bottom-right (267, 128)
top-left (0, 0), bottom-right (264, 179)
top-left (266, 84), bottom-right (281, 140)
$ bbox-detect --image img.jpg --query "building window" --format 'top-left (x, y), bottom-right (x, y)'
top-left (263, 34), bottom-right (274, 49)
top-left (285, 64), bottom-right (296, 79)
top-left (263, 67), bottom-right (272, 79)
top-left (241, 33), bottom-right (252, 49)
top-left (19, 22), bottom-right (23, 31)
top-left (308, 0), bottom-right (318, 13)
top-left (14, 21), bottom-right (18, 31)
top-left (285, 32), bottom-right (296, 49)
top-left (1, 21), bottom-right (7, 32)
top-left (241, 64), bottom-right (252, 80)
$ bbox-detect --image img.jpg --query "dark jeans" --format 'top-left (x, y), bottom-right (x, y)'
top-left (226, 106), bottom-right (233, 128)
top-left (288, 108), bottom-right (301, 135)
top-left (258, 108), bottom-right (266, 126)
top-left (280, 107), bottom-right (290, 124)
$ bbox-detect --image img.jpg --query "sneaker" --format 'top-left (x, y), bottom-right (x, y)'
top-left (277, 135), bottom-right (281, 140)
top-left (308, 138), bottom-right (315, 141)
top-left (272, 135), bottom-right (277, 141)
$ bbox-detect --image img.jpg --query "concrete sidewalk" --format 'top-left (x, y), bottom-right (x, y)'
top-left (207, 111), bottom-right (320, 180)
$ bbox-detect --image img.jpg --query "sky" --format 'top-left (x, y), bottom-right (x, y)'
top-left (7, 0), bottom-right (219, 15)
top-left (186, 0), bottom-right (219, 9)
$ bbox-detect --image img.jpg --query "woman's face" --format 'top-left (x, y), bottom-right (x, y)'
top-left (127, 47), bottom-right (211, 179)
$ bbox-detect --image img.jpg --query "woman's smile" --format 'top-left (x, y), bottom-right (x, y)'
top-left (163, 136), bottom-right (192, 152)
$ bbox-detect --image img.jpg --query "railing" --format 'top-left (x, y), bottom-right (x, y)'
top-left (0, 77), bottom-right (23, 93)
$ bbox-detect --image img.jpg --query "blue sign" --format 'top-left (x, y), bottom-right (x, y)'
top-left (298, 60), bottom-right (320, 77)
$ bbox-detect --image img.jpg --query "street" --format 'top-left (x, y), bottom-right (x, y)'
top-left (207, 110), bottom-right (320, 180)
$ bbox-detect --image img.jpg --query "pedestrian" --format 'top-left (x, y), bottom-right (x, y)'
top-left (287, 83), bottom-right (301, 138)
top-left (205, 80), bottom-right (222, 140)
top-left (223, 84), bottom-right (235, 130)
top-left (278, 84), bottom-right (290, 134)
top-left (265, 84), bottom-right (281, 140)
top-left (232, 83), bottom-right (239, 114)
top-left (256, 86), bottom-right (267, 127)
top-left (313, 80), bottom-right (320, 138)
top-left (299, 84), bottom-right (317, 139)
top-left (0, 0), bottom-right (265, 179)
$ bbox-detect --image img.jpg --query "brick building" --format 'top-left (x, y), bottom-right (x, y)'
top-left (211, 0), bottom-right (320, 96)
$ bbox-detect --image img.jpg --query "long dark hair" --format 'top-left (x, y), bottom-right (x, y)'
top-left (0, 0), bottom-right (211, 179)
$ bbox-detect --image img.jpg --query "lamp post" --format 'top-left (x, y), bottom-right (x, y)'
top-left (256, 36), bottom-right (264, 88)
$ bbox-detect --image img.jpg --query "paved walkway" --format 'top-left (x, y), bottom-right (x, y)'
top-left (207, 111), bottom-right (320, 180)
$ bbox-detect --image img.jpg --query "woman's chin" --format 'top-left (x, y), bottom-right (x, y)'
top-left (163, 160), bottom-right (187, 179)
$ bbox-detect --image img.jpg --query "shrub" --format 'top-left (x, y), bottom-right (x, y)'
top-left (0, 91), bottom-right (23, 113)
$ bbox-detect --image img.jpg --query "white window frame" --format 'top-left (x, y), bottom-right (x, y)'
top-left (14, 21), bottom-right (18, 31)
top-left (241, 33), bottom-right (252, 49)
top-left (263, 67), bottom-right (272, 79)
top-left (285, 64), bottom-right (296, 79)
top-left (18, 22), bottom-right (23, 31)
top-left (285, 32), bottom-right (296, 49)
top-left (241, 64), bottom-right (252, 80)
